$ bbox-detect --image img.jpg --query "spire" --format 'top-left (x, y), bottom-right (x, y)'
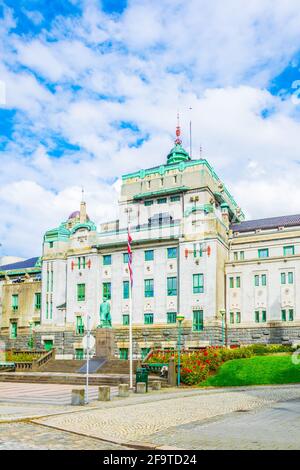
top-left (80, 187), bottom-right (87, 223)
top-left (175, 112), bottom-right (182, 145)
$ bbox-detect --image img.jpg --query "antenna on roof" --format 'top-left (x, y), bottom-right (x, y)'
top-left (81, 187), bottom-right (85, 203)
top-left (200, 145), bottom-right (203, 158)
top-left (175, 112), bottom-right (182, 145)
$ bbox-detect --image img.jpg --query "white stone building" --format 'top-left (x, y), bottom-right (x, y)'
top-left (1, 126), bottom-right (300, 357)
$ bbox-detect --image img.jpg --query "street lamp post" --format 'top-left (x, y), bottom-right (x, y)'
top-left (220, 309), bottom-right (226, 346)
top-left (176, 314), bottom-right (184, 386)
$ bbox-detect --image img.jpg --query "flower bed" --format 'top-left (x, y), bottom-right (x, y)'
top-left (145, 344), bottom-right (292, 385)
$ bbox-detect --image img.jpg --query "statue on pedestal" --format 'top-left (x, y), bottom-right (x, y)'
top-left (98, 297), bottom-right (112, 328)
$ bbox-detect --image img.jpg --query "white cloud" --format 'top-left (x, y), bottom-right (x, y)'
top-left (1, 0), bottom-right (300, 256)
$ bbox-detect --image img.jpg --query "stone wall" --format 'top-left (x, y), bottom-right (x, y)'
top-left (2, 324), bottom-right (300, 357)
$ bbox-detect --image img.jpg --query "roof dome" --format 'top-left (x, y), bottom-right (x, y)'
top-left (68, 210), bottom-right (89, 220)
top-left (167, 143), bottom-right (190, 165)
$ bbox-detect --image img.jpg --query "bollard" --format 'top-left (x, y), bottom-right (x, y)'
top-left (152, 380), bottom-right (161, 391)
top-left (118, 383), bottom-right (129, 397)
top-left (136, 382), bottom-right (147, 394)
top-left (71, 388), bottom-right (85, 406)
top-left (98, 385), bottom-right (110, 401)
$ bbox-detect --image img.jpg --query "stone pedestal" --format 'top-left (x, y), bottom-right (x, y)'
top-left (168, 358), bottom-right (176, 387)
top-left (136, 382), bottom-right (147, 394)
top-left (98, 386), bottom-right (110, 401)
top-left (118, 384), bottom-right (129, 397)
top-left (152, 380), bottom-right (161, 391)
top-left (95, 328), bottom-right (115, 358)
top-left (71, 389), bottom-right (85, 405)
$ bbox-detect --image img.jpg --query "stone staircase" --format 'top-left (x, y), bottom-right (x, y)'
top-left (39, 359), bottom-right (86, 373)
top-left (0, 371), bottom-right (167, 387)
top-left (96, 359), bottom-right (139, 374)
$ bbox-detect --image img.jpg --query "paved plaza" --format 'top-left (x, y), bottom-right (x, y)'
top-left (0, 383), bottom-right (300, 449)
top-left (0, 382), bottom-right (118, 406)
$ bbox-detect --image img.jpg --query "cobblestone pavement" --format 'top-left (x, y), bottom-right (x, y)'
top-left (33, 385), bottom-right (300, 448)
top-left (0, 382), bottom-right (118, 405)
top-left (0, 422), bottom-right (129, 450)
top-left (147, 397), bottom-right (300, 450)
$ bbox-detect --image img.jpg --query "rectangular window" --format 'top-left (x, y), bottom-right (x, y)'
top-left (122, 314), bottom-right (130, 326)
top-left (236, 276), bottom-right (241, 288)
top-left (82, 257), bottom-right (86, 269)
top-left (167, 312), bottom-right (177, 324)
top-left (102, 282), bottom-right (111, 300)
top-left (167, 247), bottom-right (178, 258)
top-left (258, 248), bottom-right (269, 258)
top-left (233, 252), bottom-right (238, 261)
top-left (281, 272), bottom-right (286, 285)
top-left (50, 301), bottom-right (53, 320)
top-left (10, 322), bottom-right (17, 339)
top-left (167, 277), bottom-right (177, 296)
top-left (289, 309), bottom-right (294, 321)
top-left (145, 250), bottom-right (154, 261)
top-left (229, 277), bottom-right (234, 288)
top-left (193, 310), bottom-right (204, 331)
top-left (230, 312), bottom-right (234, 324)
top-left (77, 257), bottom-right (81, 269)
top-left (261, 274), bottom-right (267, 286)
top-left (144, 313), bottom-right (154, 324)
top-left (35, 292), bottom-right (41, 310)
top-left (46, 300), bottom-right (49, 320)
top-left (144, 279), bottom-right (154, 297)
top-left (236, 312), bottom-right (241, 323)
top-left (193, 243), bottom-right (203, 258)
top-left (157, 197), bottom-right (167, 204)
top-left (123, 281), bottom-right (129, 299)
top-left (193, 274), bottom-right (204, 294)
top-left (76, 316), bottom-right (84, 335)
top-left (12, 294), bottom-right (18, 311)
top-left (49, 241), bottom-right (54, 248)
top-left (281, 309), bottom-right (286, 321)
top-left (255, 311), bottom-right (260, 323)
top-left (119, 348), bottom-right (128, 360)
top-left (75, 349), bottom-right (84, 360)
top-left (50, 270), bottom-right (53, 291)
top-left (77, 284), bottom-right (85, 301)
top-left (103, 255), bottom-right (112, 265)
top-left (144, 200), bottom-right (153, 206)
top-left (254, 275), bottom-right (259, 287)
top-left (262, 310), bottom-right (267, 322)
top-left (283, 245), bottom-right (294, 256)
top-left (240, 251), bottom-right (245, 260)
top-left (170, 195), bottom-right (180, 202)
top-left (288, 272), bottom-right (294, 284)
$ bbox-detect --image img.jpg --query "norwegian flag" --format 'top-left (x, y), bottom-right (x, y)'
top-left (127, 228), bottom-right (133, 287)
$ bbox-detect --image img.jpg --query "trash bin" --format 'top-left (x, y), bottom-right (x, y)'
top-left (135, 367), bottom-right (149, 392)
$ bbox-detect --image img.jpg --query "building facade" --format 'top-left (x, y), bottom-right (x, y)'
top-left (1, 127), bottom-right (300, 358)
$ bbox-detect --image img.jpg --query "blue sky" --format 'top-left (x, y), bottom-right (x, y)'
top-left (1, 0), bottom-right (300, 257)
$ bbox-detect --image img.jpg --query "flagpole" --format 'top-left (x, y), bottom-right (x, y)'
top-left (126, 207), bottom-right (133, 390)
top-left (129, 267), bottom-right (133, 389)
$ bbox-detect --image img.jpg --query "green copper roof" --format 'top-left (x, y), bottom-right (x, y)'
top-left (166, 143), bottom-right (191, 164)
